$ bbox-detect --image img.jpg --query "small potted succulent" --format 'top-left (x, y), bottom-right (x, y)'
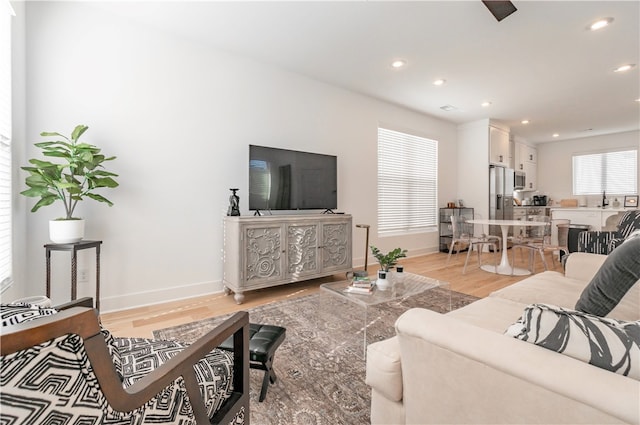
top-left (20, 124), bottom-right (119, 243)
top-left (370, 246), bottom-right (407, 290)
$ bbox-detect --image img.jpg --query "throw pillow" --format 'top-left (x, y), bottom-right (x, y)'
top-left (0, 304), bottom-right (58, 327)
top-left (505, 303), bottom-right (640, 380)
top-left (575, 235), bottom-right (640, 316)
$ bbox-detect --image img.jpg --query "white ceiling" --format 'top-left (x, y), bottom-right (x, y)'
top-left (95, 1), bottom-right (639, 144)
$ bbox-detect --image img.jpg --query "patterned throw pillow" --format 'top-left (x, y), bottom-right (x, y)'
top-left (505, 303), bottom-right (640, 380)
top-left (0, 304), bottom-right (58, 327)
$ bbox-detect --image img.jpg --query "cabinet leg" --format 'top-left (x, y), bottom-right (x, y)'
top-left (233, 292), bottom-right (245, 305)
top-left (223, 286), bottom-right (231, 296)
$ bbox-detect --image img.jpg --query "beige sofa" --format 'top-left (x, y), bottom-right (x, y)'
top-left (366, 253), bottom-right (640, 424)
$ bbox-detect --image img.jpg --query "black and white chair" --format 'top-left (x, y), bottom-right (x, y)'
top-left (578, 210), bottom-right (640, 255)
top-left (0, 298), bottom-right (250, 424)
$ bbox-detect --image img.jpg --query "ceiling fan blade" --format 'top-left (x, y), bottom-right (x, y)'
top-left (482, 1), bottom-right (517, 22)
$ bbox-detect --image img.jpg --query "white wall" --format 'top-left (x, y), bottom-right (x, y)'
top-left (19, 2), bottom-right (458, 311)
top-left (3, 1), bottom-right (27, 304)
top-left (457, 119), bottom-right (490, 221)
top-left (537, 130), bottom-right (640, 207)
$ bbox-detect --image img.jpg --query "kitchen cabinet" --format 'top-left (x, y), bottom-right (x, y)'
top-left (514, 142), bottom-right (537, 190)
top-left (439, 207), bottom-right (474, 252)
top-left (489, 126), bottom-right (510, 166)
top-left (223, 214), bottom-right (352, 304)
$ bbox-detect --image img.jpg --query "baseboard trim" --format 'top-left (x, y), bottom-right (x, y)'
top-left (100, 279), bottom-right (224, 313)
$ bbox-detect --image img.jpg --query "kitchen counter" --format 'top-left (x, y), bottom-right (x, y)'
top-left (550, 207), bottom-right (635, 231)
top-left (549, 207), bottom-right (630, 212)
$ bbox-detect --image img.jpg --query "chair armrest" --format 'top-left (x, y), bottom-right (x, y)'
top-left (0, 307), bottom-right (102, 354)
top-left (90, 311), bottom-right (250, 423)
top-left (54, 297), bottom-right (94, 311)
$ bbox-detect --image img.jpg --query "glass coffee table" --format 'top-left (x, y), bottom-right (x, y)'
top-left (320, 272), bottom-right (450, 358)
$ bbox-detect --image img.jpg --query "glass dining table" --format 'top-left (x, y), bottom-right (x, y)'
top-left (467, 218), bottom-right (549, 275)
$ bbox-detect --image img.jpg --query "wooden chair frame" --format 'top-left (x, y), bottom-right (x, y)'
top-left (1, 298), bottom-right (250, 425)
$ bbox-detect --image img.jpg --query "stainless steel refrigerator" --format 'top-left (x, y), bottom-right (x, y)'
top-left (489, 165), bottom-right (514, 237)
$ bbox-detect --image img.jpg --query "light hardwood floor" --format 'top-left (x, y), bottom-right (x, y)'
top-left (100, 249), bottom-right (563, 339)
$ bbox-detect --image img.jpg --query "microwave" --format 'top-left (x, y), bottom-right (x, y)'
top-left (514, 171), bottom-right (526, 190)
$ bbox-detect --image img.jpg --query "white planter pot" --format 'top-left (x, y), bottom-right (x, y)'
top-left (49, 219), bottom-right (85, 244)
top-left (376, 270), bottom-right (390, 290)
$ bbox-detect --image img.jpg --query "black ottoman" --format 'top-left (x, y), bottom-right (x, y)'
top-left (218, 323), bottom-right (286, 402)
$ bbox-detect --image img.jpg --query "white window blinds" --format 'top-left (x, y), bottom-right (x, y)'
top-left (0, 6), bottom-right (12, 293)
top-left (377, 127), bottom-right (438, 235)
top-left (573, 149), bottom-right (638, 195)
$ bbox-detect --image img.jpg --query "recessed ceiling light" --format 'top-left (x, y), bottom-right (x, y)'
top-left (521, 120), bottom-right (530, 124)
top-left (614, 64), bottom-right (636, 73)
top-left (391, 60), bottom-right (407, 69)
top-left (481, 101), bottom-right (492, 107)
top-left (589, 17), bottom-right (613, 31)
top-left (440, 104), bottom-right (457, 111)
top-left (552, 133), bottom-right (560, 138)
top-left (433, 79), bottom-right (446, 86)
top-left (636, 98), bottom-right (640, 102)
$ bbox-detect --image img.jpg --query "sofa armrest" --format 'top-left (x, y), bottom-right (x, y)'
top-left (366, 336), bottom-right (402, 401)
top-left (395, 308), bottom-right (639, 424)
top-left (564, 252), bottom-right (607, 281)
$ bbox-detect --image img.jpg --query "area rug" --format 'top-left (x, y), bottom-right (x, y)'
top-left (153, 288), bottom-right (478, 425)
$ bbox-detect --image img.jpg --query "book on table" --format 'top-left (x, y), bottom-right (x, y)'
top-left (344, 277), bottom-right (375, 294)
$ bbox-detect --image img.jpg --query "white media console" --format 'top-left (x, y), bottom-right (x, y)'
top-left (223, 214), bottom-right (353, 304)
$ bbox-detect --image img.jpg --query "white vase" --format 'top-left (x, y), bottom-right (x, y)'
top-left (49, 219), bottom-right (85, 243)
top-left (376, 270), bottom-right (391, 290)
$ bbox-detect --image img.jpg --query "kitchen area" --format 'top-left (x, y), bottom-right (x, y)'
top-left (456, 119), bottom-right (638, 258)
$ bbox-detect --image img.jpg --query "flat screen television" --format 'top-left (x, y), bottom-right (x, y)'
top-left (249, 145), bottom-right (337, 212)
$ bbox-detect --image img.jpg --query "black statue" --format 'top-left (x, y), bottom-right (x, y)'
top-left (227, 188), bottom-right (241, 216)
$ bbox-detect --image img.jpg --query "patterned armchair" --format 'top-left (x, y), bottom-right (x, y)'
top-left (577, 210), bottom-right (640, 255)
top-left (0, 298), bottom-right (249, 424)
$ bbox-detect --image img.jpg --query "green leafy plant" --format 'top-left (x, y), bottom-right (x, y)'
top-left (20, 124), bottom-right (119, 220)
top-left (370, 245), bottom-right (407, 272)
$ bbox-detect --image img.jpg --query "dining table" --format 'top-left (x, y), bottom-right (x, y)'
top-left (467, 218), bottom-right (550, 276)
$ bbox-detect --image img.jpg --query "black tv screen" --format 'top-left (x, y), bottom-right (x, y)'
top-left (249, 145), bottom-right (337, 211)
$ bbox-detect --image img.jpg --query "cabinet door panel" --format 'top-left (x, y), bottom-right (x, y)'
top-left (287, 224), bottom-right (319, 276)
top-left (321, 221), bottom-right (351, 271)
top-left (244, 225), bottom-right (284, 284)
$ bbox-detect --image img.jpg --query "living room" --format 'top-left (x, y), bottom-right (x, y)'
top-left (2, 1), bottom-right (639, 423)
top-left (6, 0), bottom-right (638, 312)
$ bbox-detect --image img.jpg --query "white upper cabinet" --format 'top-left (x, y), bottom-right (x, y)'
top-left (514, 142), bottom-right (538, 190)
top-left (489, 126), bottom-right (510, 166)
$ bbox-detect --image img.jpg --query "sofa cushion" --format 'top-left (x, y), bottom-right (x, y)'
top-left (447, 297), bottom-right (529, 333)
top-left (489, 270), bottom-right (587, 309)
top-left (365, 336), bottom-right (403, 402)
top-left (506, 303), bottom-right (640, 380)
top-left (575, 236), bottom-right (640, 317)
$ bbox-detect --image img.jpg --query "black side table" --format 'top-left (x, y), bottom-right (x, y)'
top-left (45, 240), bottom-right (102, 310)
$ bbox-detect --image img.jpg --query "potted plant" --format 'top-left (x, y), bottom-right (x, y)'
top-left (370, 245), bottom-right (407, 290)
top-left (20, 124), bottom-right (119, 243)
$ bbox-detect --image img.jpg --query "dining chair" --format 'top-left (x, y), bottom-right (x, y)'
top-left (447, 215), bottom-right (499, 274)
top-left (510, 216), bottom-right (552, 274)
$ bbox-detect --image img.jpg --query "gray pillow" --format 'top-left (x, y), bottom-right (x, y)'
top-left (575, 236), bottom-right (640, 316)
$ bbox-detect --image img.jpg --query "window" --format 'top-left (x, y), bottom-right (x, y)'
top-left (573, 149), bottom-right (638, 195)
top-left (377, 127), bottom-right (438, 235)
top-left (0, 5), bottom-right (12, 293)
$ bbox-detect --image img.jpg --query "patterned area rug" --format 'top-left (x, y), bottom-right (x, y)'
top-left (153, 288), bottom-right (478, 424)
